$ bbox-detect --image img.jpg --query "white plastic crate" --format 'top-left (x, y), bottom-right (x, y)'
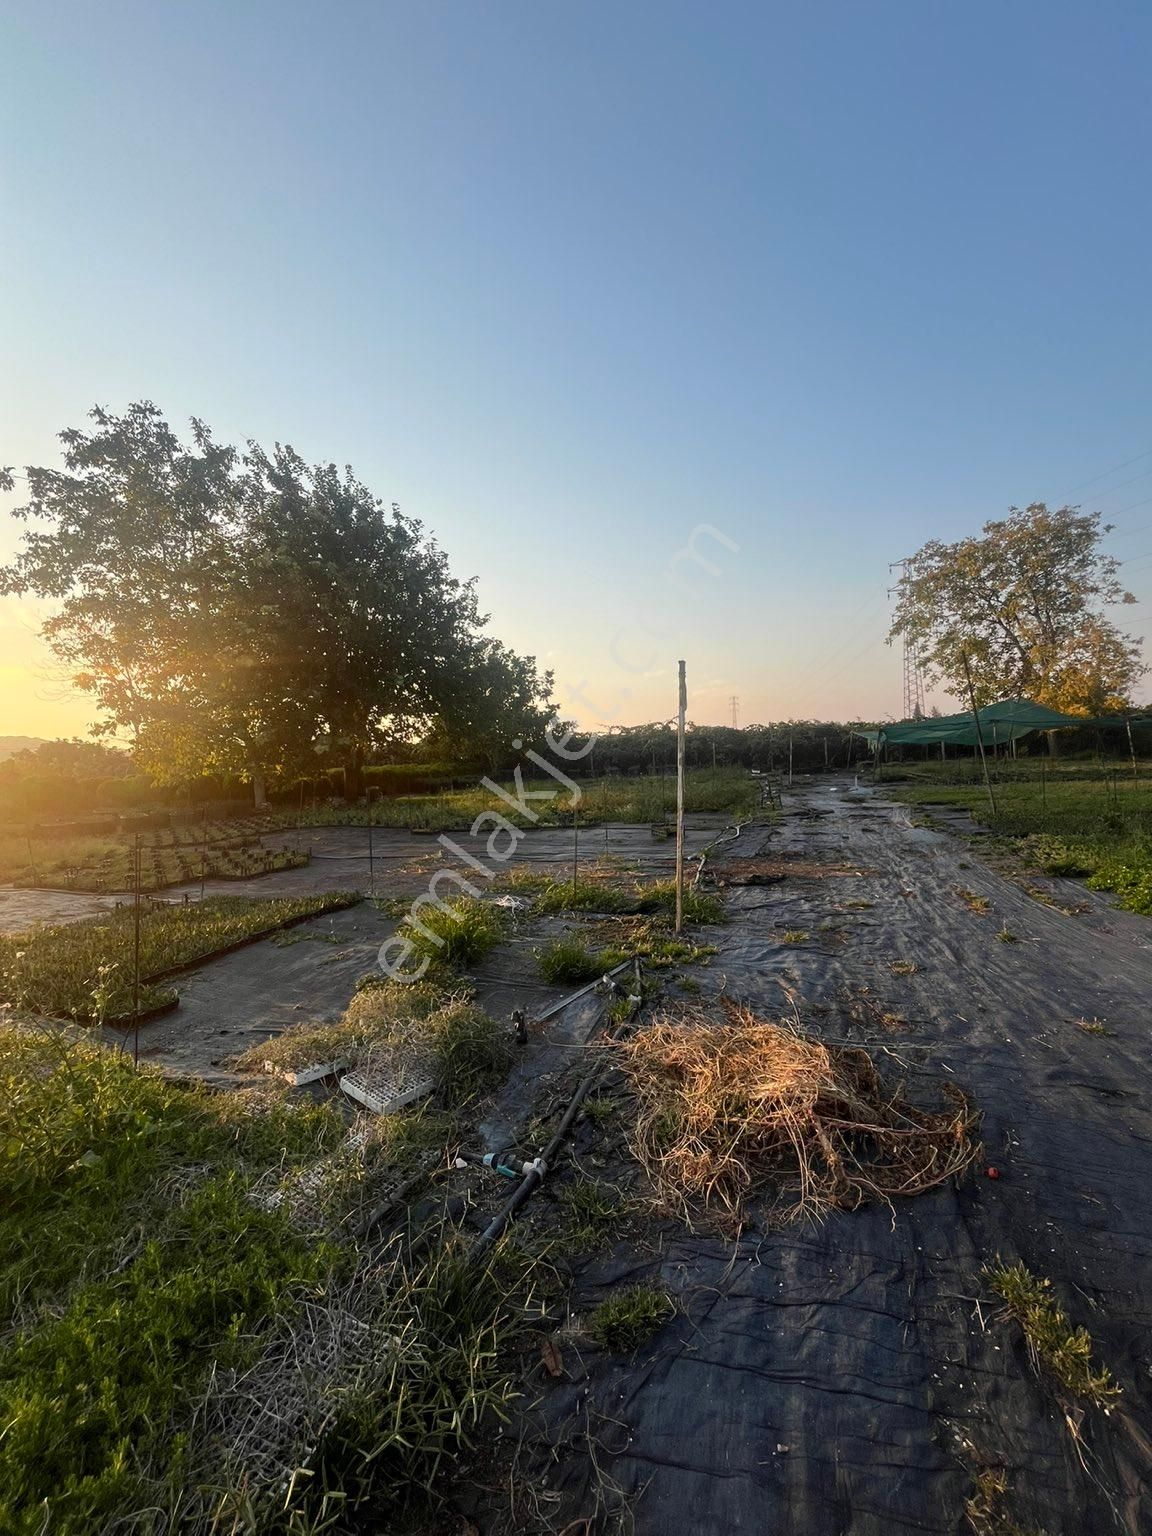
top-left (339, 1051), bottom-right (435, 1115)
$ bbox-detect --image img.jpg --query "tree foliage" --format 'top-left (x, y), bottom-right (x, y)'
top-left (0, 404), bottom-right (552, 799)
top-left (889, 503), bottom-right (1143, 711)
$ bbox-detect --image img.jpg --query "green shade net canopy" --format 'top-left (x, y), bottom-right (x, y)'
top-left (856, 700), bottom-right (1142, 749)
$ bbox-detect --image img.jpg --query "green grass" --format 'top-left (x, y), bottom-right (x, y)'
top-left (0, 892), bottom-right (359, 1021)
top-left (0, 1020), bottom-right (536, 1534)
top-left (533, 877), bottom-right (628, 914)
top-left (399, 896), bottom-right (506, 974)
top-left (0, 1023), bottom-right (344, 1533)
top-left (242, 979), bottom-right (512, 1107)
top-left (298, 767), bottom-right (761, 832)
top-left (632, 879), bottom-right (727, 924)
top-left (984, 1259), bottom-right (1121, 1408)
top-left (558, 1177), bottom-right (625, 1247)
top-left (536, 936), bottom-right (612, 985)
top-left (589, 1282), bottom-right (673, 1353)
top-left (890, 767), bottom-right (1152, 916)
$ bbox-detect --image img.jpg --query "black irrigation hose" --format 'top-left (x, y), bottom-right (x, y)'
top-left (470, 959), bottom-right (643, 1259)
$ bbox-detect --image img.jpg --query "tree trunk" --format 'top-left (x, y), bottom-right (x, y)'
top-left (344, 744), bottom-right (365, 802)
top-left (251, 768), bottom-right (269, 810)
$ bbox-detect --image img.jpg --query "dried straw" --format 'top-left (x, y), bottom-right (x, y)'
top-left (614, 999), bottom-right (980, 1223)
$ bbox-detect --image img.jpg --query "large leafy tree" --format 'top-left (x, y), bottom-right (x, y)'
top-left (417, 638), bottom-right (555, 773)
top-left (890, 503), bottom-right (1144, 711)
top-left (1, 403), bottom-right (550, 800)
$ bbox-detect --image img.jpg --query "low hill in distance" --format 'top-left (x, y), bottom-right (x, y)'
top-left (0, 737), bottom-right (45, 761)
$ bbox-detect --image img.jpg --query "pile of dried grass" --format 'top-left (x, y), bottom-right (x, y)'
top-left (614, 1000), bottom-right (979, 1222)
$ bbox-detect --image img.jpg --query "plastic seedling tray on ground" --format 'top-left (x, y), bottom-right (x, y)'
top-left (340, 1052), bottom-right (436, 1115)
top-left (265, 1059), bottom-right (346, 1087)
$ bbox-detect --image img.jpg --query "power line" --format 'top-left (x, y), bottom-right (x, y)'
top-left (1089, 467), bottom-right (1152, 501)
top-left (1058, 447), bottom-right (1152, 498)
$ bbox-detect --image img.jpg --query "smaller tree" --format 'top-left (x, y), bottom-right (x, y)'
top-left (890, 503), bottom-right (1143, 709)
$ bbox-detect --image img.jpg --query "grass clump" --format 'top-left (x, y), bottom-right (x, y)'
top-left (534, 878), bottom-right (627, 914)
top-left (0, 892), bottom-right (359, 1022)
top-left (536, 937), bottom-right (611, 985)
top-left (956, 887), bottom-right (992, 914)
top-left (558, 1177), bottom-right (625, 1247)
top-left (589, 1283), bottom-right (672, 1353)
top-left (996, 927), bottom-right (1019, 944)
top-left (965, 1468), bottom-right (1041, 1536)
top-left (268, 1234), bottom-right (539, 1530)
top-left (243, 980), bottom-right (511, 1108)
top-left (400, 896), bottom-right (505, 974)
top-left (615, 1001), bottom-right (979, 1223)
top-left (633, 879), bottom-right (726, 924)
top-left (889, 960), bottom-right (919, 977)
top-left (781, 929), bottom-right (810, 945)
top-left (984, 1259), bottom-right (1121, 1408)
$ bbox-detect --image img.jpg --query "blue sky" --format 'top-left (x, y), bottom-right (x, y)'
top-left (2, 1), bottom-right (1150, 736)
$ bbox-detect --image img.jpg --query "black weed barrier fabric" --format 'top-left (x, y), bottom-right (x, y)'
top-left (490, 781), bottom-right (1152, 1536)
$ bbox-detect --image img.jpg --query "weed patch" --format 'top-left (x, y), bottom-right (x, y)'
top-left (0, 892), bottom-right (358, 1021)
top-left (589, 1283), bottom-right (672, 1353)
top-left (241, 980), bottom-right (511, 1107)
top-left (558, 1177), bottom-right (625, 1247)
top-left (399, 897), bottom-right (505, 974)
top-left (984, 1259), bottom-right (1120, 1408)
top-left (633, 879), bottom-right (726, 924)
top-left (536, 937), bottom-right (609, 985)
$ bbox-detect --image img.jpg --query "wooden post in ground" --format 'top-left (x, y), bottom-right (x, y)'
top-left (1126, 716), bottom-right (1139, 788)
top-left (675, 660), bottom-right (686, 934)
top-left (961, 653), bottom-right (997, 817)
top-left (132, 834), bottom-right (142, 1066)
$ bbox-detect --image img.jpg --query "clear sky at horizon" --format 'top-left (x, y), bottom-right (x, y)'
top-left (2, 1), bottom-right (1150, 739)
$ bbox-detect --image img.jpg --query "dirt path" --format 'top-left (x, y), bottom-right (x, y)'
top-left (518, 777), bottom-right (1152, 1536)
